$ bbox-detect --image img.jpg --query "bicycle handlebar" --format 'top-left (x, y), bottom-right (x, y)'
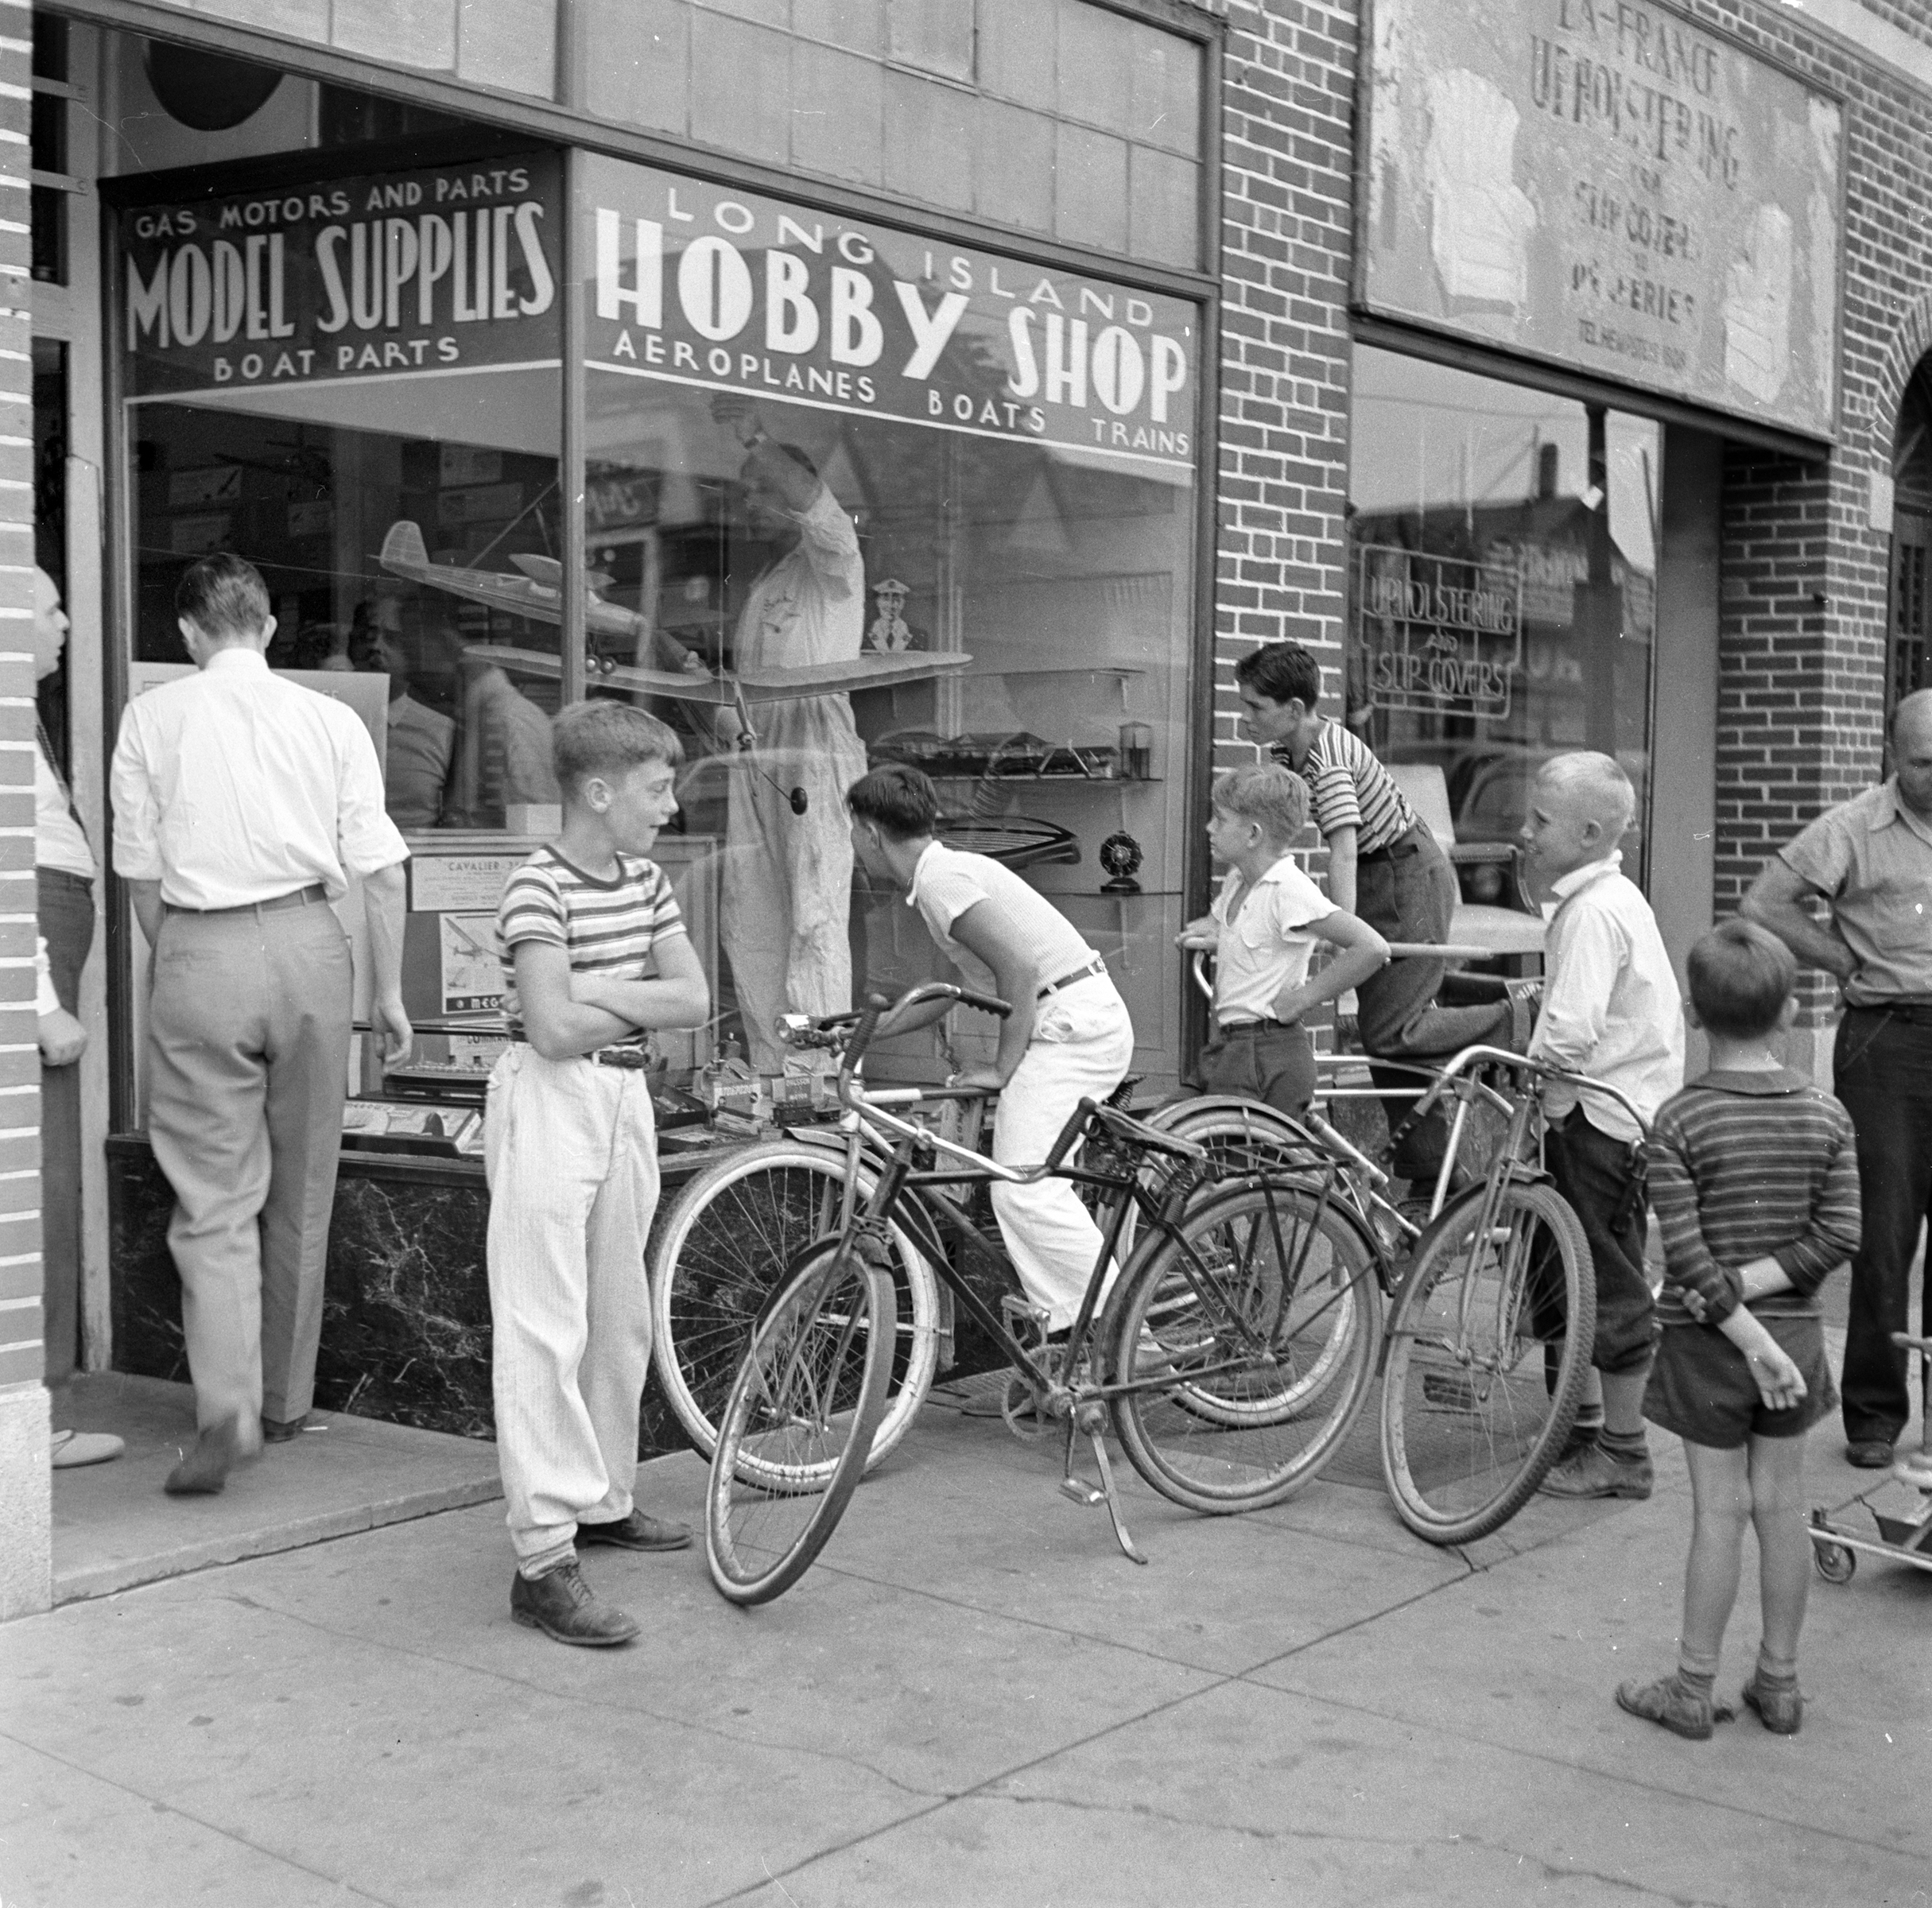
top-left (1424, 1043), bottom-right (1652, 1136)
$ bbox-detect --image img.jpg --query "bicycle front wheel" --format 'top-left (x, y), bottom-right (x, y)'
top-left (705, 1239), bottom-right (895, 1605)
top-left (1109, 1179), bottom-right (1382, 1513)
top-left (650, 1142), bottom-right (938, 1471)
top-left (1379, 1178), bottom-right (1595, 1545)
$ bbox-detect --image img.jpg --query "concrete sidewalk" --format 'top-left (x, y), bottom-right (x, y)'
top-left (3, 1383), bottom-right (1926, 1908)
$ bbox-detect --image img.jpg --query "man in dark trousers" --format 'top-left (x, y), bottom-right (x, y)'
top-left (1744, 688), bottom-right (1932, 1468)
top-left (111, 554), bottom-right (413, 1494)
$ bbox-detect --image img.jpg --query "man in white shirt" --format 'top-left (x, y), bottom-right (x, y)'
top-left (111, 554), bottom-right (413, 1495)
top-left (30, 568), bottom-right (122, 1468)
top-left (848, 764), bottom-right (1135, 1333)
top-left (712, 396), bottom-right (868, 1073)
top-left (1519, 752), bottom-right (1685, 1500)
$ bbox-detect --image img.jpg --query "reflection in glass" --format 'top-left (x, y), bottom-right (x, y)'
top-left (1348, 346), bottom-right (1658, 884)
top-left (129, 394), bottom-right (562, 833)
top-left (583, 380), bottom-right (1194, 1083)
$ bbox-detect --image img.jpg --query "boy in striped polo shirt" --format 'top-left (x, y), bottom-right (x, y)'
top-left (487, 702), bottom-right (711, 1647)
top-left (1616, 920), bottom-right (1860, 1741)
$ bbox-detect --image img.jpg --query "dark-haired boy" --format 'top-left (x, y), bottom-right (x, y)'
top-left (487, 701), bottom-right (710, 1646)
top-left (1616, 919), bottom-right (1860, 1741)
top-left (848, 763), bottom-right (1134, 1334)
top-left (111, 552), bottom-right (413, 1495)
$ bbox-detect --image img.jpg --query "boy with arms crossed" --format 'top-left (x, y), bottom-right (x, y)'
top-left (1520, 752), bottom-right (1686, 1499)
top-left (489, 703), bottom-right (710, 1646)
top-left (847, 763), bottom-right (1134, 1335)
top-left (1177, 764), bottom-right (1391, 1116)
top-left (1616, 921), bottom-right (1859, 1739)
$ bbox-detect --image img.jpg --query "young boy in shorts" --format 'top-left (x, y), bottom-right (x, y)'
top-left (487, 702), bottom-right (711, 1647)
top-left (1522, 752), bottom-right (1685, 1499)
top-left (1177, 764), bottom-right (1391, 1116)
top-left (1616, 919), bottom-right (1860, 1739)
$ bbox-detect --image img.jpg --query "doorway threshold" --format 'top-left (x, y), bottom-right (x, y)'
top-left (49, 1373), bottom-right (502, 1607)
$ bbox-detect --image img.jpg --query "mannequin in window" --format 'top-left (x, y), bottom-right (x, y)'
top-left (712, 395), bottom-right (867, 1072)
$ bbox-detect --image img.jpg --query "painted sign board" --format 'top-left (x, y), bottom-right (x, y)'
top-left (1356, 544), bottom-right (1524, 719)
top-left (1360, 0), bottom-right (1843, 442)
top-left (581, 155), bottom-right (1199, 479)
top-left (121, 152), bottom-right (562, 399)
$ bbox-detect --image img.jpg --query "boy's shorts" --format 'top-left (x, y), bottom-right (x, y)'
top-left (1190, 1021), bottom-right (1317, 1118)
top-left (1643, 1317), bottom-right (1838, 1449)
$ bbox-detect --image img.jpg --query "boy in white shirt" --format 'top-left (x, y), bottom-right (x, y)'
top-left (1177, 765), bottom-right (1391, 1116)
top-left (1521, 751), bottom-right (1686, 1500)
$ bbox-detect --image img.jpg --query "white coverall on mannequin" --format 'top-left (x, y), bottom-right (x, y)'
top-left (723, 484), bottom-right (867, 1073)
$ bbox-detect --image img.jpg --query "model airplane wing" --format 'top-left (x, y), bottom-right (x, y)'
top-left (458, 644), bottom-right (744, 704)
top-left (731, 653), bottom-right (972, 700)
top-left (379, 522), bottom-right (642, 643)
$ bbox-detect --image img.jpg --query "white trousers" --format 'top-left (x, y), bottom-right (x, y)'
top-left (990, 979), bottom-right (1136, 1332)
top-left (484, 1048), bottom-right (659, 1575)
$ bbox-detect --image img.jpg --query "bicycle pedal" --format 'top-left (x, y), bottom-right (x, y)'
top-left (1060, 1476), bottom-right (1106, 1507)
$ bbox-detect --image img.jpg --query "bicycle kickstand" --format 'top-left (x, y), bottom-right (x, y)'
top-left (1057, 1419), bottom-right (1149, 1565)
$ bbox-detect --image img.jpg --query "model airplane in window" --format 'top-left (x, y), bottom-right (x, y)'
top-left (375, 519), bottom-right (969, 744)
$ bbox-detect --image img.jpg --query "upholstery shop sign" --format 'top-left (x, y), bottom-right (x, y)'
top-left (1361, 0), bottom-right (1843, 441)
top-left (121, 152), bottom-right (561, 396)
top-left (582, 154), bottom-right (1197, 475)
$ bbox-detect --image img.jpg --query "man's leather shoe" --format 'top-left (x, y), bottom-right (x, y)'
top-left (1846, 1438), bottom-right (1895, 1469)
top-left (575, 1510), bottom-right (692, 1553)
top-left (510, 1562), bottom-right (640, 1646)
top-left (165, 1417), bottom-right (247, 1496)
top-left (262, 1414), bottom-right (312, 1444)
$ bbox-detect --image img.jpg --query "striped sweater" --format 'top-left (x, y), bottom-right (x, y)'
top-left (1646, 1068), bottom-right (1861, 1327)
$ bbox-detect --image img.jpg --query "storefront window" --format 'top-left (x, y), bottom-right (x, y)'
top-left (120, 148), bottom-right (564, 836)
top-left (580, 157), bottom-right (1200, 1080)
top-left (1348, 345), bottom-right (1658, 886)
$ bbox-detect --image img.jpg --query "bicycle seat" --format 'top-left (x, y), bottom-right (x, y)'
top-left (1091, 1102), bottom-right (1206, 1162)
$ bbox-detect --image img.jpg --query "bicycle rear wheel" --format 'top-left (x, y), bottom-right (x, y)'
top-left (1109, 1179), bottom-right (1382, 1513)
top-left (650, 1142), bottom-right (937, 1471)
top-left (705, 1238), bottom-right (895, 1606)
top-left (1379, 1177), bottom-right (1594, 1545)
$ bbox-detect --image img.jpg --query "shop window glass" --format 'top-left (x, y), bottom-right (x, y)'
top-left (578, 156), bottom-right (1201, 1086)
top-left (121, 148), bottom-right (564, 837)
top-left (1348, 345), bottom-right (1658, 890)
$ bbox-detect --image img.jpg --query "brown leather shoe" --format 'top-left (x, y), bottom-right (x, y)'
top-left (575, 1510), bottom-right (692, 1553)
top-left (510, 1562), bottom-right (640, 1646)
top-left (165, 1417), bottom-right (246, 1496)
top-left (261, 1414), bottom-right (312, 1444)
top-left (1741, 1673), bottom-right (1804, 1735)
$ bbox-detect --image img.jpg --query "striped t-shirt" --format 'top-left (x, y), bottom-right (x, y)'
top-left (495, 846), bottom-right (685, 1049)
top-left (1274, 721), bottom-right (1416, 856)
top-left (1647, 1069), bottom-right (1861, 1328)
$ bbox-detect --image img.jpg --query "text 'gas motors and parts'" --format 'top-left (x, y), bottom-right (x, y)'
top-left (122, 155), bottom-right (564, 391)
top-left (583, 156), bottom-right (1195, 467)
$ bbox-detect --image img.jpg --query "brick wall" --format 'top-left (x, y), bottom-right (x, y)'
top-left (1212, 0), bottom-right (1356, 789)
top-left (0, 0), bottom-right (47, 1620)
top-left (0, 0), bottom-right (40, 1392)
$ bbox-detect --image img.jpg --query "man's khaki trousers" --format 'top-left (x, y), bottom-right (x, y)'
top-left (145, 896), bottom-right (351, 1433)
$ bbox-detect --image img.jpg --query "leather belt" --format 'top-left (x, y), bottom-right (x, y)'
top-left (1846, 1000), bottom-right (1932, 1026)
top-left (510, 1034), bottom-right (654, 1068)
top-left (1216, 1017), bottom-right (1286, 1033)
top-left (165, 882), bottom-right (328, 917)
top-left (1038, 954), bottom-right (1106, 1000)
top-left (1357, 823), bottom-right (1426, 866)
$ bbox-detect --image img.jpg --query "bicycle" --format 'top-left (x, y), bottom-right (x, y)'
top-left (702, 980), bottom-right (1386, 1604)
top-left (1149, 1044), bottom-right (1650, 1545)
